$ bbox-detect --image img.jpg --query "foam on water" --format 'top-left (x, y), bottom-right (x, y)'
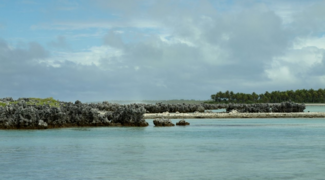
top-left (1, 118), bottom-right (325, 180)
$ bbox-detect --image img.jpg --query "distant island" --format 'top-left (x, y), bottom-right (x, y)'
top-left (210, 88), bottom-right (325, 104)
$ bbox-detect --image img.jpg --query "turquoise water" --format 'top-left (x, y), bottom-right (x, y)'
top-left (209, 109), bottom-right (226, 112)
top-left (305, 106), bottom-right (325, 112)
top-left (1, 118), bottom-right (325, 180)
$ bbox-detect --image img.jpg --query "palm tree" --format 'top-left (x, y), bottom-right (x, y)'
top-left (230, 91), bottom-right (234, 102)
top-left (252, 92), bottom-right (258, 102)
top-left (225, 90), bottom-right (230, 102)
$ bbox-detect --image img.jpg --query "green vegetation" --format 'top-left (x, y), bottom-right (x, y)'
top-left (210, 88), bottom-right (325, 103)
top-left (0, 97), bottom-right (60, 107)
top-left (27, 97), bottom-right (61, 107)
top-left (0, 102), bottom-right (7, 107)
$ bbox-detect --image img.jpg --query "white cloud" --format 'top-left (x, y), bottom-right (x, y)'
top-left (265, 65), bottom-right (298, 84)
top-left (47, 46), bottom-right (123, 67)
top-left (200, 44), bottom-right (230, 66)
top-left (294, 36), bottom-right (325, 50)
top-left (264, 47), bottom-right (324, 84)
top-left (159, 34), bottom-right (196, 47)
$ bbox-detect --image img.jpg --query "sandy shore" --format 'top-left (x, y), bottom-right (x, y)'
top-left (305, 103), bottom-right (325, 106)
top-left (144, 112), bottom-right (325, 119)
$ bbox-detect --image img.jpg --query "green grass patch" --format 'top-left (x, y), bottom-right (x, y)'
top-left (2, 97), bottom-right (61, 107)
top-left (0, 102), bottom-right (7, 107)
top-left (27, 97), bottom-right (60, 107)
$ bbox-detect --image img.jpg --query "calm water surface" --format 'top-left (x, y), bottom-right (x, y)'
top-left (305, 105), bottom-right (325, 112)
top-left (1, 118), bottom-right (325, 180)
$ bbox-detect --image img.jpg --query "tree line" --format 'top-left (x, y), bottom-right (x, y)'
top-left (211, 88), bottom-right (325, 103)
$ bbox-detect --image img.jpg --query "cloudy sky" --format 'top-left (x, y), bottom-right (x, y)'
top-left (0, 0), bottom-right (324, 101)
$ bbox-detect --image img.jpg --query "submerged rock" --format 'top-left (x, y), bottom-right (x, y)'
top-left (176, 119), bottom-right (190, 126)
top-left (153, 118), bottom-right (175, 126)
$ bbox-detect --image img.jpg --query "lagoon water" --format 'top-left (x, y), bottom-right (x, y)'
top-left (305, 105), bottom-right (325, 112)
top-left (2, 117), bottom-right (325, 180)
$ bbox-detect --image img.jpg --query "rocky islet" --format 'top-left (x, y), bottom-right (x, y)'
top-left (153, 118), bottom-right (175, 126)
top-left (176, 119), bottom-right (190, 126)
top-left (0, 98), bottom-right (147, 129)
top-left (0, 97), bottom-right (312, 129)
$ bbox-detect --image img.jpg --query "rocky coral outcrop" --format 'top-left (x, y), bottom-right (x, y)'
top-left (0, 98), bottom-right (148, 129)
top-left (153, 118), bottom-right (175, 126)
top-left (135, 102), bottom-right (305, 114)
top-left (111, 104), bottom-right (148, 126)
top-left (226, 101), bottom-right (305, 113)
top-left (142, 103), bottom-right (208, 113)
top-left (176, 119), bottom-right (190, 126)
top-left (272, 102), bottom-right (306, 112)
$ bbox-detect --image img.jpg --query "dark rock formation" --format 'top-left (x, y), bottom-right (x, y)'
top-left (140, 102), bottom-right (304, 114)
top-left (176, 119), bottom-right (190, 126)
top-left (226, 102), bottom-right (305, 113)
top-left (142, 103), bottom-right (209, 113)
top-left (111, 104), bottom-right (148, 126)
top-left (197, 105), bottom-right (205, 113)
top-left (272, 102), bottom-right (306, 112)
top-left (153, 118), bottom-right (175, 126)
top-left (0, 99), bottom-right (148, 129)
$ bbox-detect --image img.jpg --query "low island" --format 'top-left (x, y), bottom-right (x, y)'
top-left (0, 97), bottom-right (324, 129)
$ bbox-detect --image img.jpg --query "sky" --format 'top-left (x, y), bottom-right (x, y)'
top-left (0, 0), bottom-right (325, 102)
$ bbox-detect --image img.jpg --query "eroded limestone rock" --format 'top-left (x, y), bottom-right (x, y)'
top-left (176, 119), bottom-right (190, 126)
top-left (153, 118), bottom-right (175, 126)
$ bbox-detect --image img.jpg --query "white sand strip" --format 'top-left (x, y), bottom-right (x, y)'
top-left (144, 112), bottom-right (325, 119)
